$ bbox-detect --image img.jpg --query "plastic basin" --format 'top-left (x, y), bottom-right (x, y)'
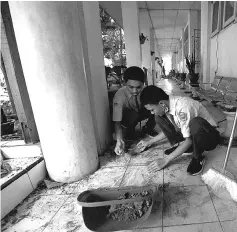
top-left (77, 185), bottom-right (157, 232)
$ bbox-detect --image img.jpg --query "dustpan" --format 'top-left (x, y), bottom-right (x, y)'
top-left (77, 185), bottom-right (157, 232)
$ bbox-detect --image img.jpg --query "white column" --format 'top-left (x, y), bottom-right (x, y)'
top-left (188, 10), bottom-right (199, 56)
top-left (178, 40), bottom-right (182, 72)
top-left (181, 28), bottom-right (185, 72)
top-left (154, 40), bottom-right (160, 80)
top-left (121, 1), bottom-right (142, 67)
top-left (9, 1), bottom-right (99, 182)
top-left (171, 53), bottom-right (177, 70)
top-left (150, 29), bottom-right (155, 85)
top-left (79, 2), bottom-right (111, 154)
top-left (140, 10), bottom-right (152, 85)
top-left (201, 2), bottom-right (212, 83)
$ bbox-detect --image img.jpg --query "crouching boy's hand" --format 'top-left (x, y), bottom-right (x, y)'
top-left (114, 140), bottom-right (125, 156)
top-left (137, 139), bottom-right (151, 152)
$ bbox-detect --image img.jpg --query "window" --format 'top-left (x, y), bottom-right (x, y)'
top-left (211, 1), bottom-right (237, 37)
top-left (223, 1), bottom-right (236, 28)
top-left (219, 1), bottom-right (225, 29)
top-left (183, 24), bottom-right (189, 57)
top-left (211, 1), bottom-right (220, 37)
top-left (184, 40), bottom-right (189, 57)
top-left (184, 26), bottom-right (189, 43)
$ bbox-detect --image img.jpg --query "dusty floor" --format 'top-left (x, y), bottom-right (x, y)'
top-left (1, 79), bottom-right (237, 232)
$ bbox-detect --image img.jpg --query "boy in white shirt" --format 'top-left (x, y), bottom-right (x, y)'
top-left (137, 85), bottom-right (220, 175)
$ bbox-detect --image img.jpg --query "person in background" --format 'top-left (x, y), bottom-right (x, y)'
top-left (137, 85), bottom-right (220, 176)
top-left (113, 66), bottom-right (157, 156)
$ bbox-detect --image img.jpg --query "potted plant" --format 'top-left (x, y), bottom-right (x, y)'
top-left (175, 71), bottom-right (180, 81)
top-left (168, 69), bottom-right (175, 79)
top-left (180, 72), bottom-right (186, 89)
top-left (185, 54), bottom-right (199, 97)
top-left (139, 33), bottom-right (148, 45)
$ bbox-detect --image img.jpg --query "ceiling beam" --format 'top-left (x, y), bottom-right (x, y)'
top-left (156, 38), bottom-right (180, 40)
top-left (139, 8), bottom-right (200, 11)
top-left (157, 45), bottom-right (178, 47)
top-left (153, 25), bottom-right (185, 30)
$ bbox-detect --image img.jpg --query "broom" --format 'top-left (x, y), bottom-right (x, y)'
top-left (202, 108), bottom-right (237, 202)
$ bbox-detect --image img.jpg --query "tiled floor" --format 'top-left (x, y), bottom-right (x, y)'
top-left (1, 79), bottom-right (237, 232)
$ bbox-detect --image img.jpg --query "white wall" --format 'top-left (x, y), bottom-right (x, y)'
top-left (210, 23), bottom-right (237, 80)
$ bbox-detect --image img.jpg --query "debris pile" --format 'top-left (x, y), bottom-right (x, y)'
top-left (107, 190), bottom-right (152, 223)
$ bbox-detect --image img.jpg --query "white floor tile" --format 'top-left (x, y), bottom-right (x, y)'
top-left (74, 166), bottom-right (126, 195)
top-left (42, 194), bottom-right (85, 232)
top-left (1, 194), bottom-right (67, 232)
top-left (99, 152), bottom-right (131, 168)
top-left (164, 162), bottom-right (205, 186)
top-left (163, 222), bottom-right (223, 232)
top-left (130, 146), bottom-right (164, 165)
top-left (221, 219), bottom-right (237, 232)
top-left (208, 188), bottom-right (237, 221)
top-left (162, 185), bottom-right (218, 226)
top-left (120, 165), bottom-right (163, 187)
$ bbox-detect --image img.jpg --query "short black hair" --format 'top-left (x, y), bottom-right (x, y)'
top-left (140, 85), bottom-right (169, 106)
top-left (123, 66), bottom-right (145, 83)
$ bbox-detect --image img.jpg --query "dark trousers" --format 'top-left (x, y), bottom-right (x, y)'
top-left (155, 115), bottom-right (220, 159)
top-left (121, 107), bottom-right (155, 136)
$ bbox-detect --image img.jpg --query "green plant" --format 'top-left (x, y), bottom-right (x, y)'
top-left (185, 54), bottom-right (199, 85)
top-left (139, 33), bottom-right (148, 44)
top-left (180, 72), bottom-right (186, 82)
top-left (100, 8), bottom-right (126, 66)
top-left (185, 54), bottom-right (196, 75)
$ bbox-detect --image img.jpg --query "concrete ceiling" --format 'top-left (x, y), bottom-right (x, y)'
top-left (139, 1), bottom-right (201, 57)
top-left (99, 1), bottom-right (201, 57)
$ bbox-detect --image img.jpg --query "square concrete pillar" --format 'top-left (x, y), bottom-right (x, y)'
top-left (181, 28), bottom-right (185, 71)
top-left (1, 9), bottom-right (39, 143)
top-left (139, 10), bottom-right (152, 85)
top-left (121, 1), bottom-right (142, 67)
top-left (201, 2), bottom-right (212, 83)
top-left (188, 10), bottom-right (200, 56)
top-left (79, 2), bottom-right (111, 154)
top-left (150, 29), bottom-right (155, 85)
